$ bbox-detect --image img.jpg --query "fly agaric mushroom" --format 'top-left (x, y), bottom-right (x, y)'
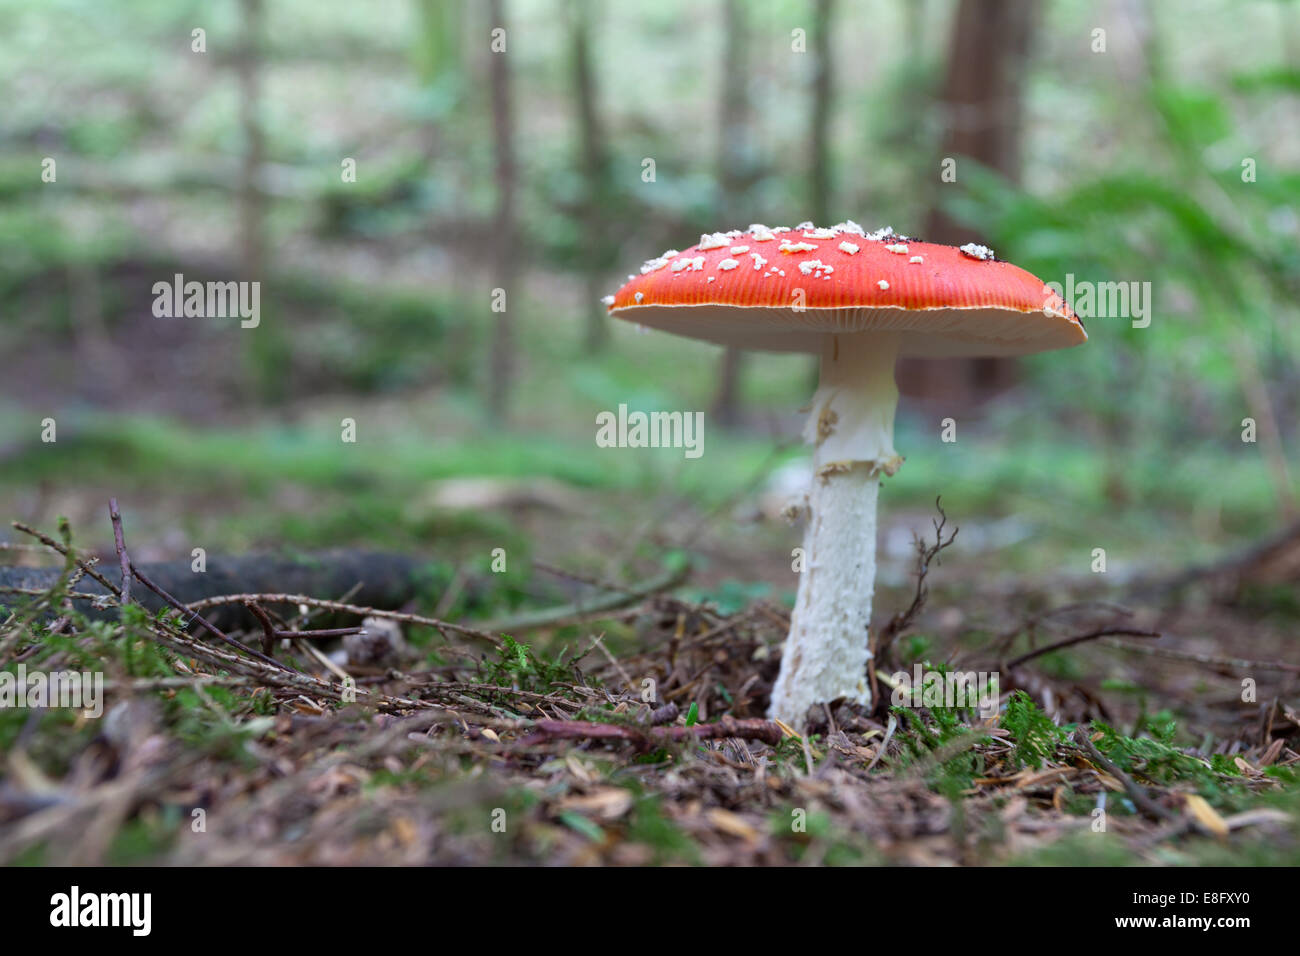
top-left (605, 222), bottom-right (1085, 728)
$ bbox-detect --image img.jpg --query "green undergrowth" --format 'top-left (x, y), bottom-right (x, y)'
top-left (0, 406), bottom-right (1278, 582)
top-left (476, 634), bottom-right (593, 699)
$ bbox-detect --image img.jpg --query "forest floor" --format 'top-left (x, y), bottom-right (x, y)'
top-left (2, 493), bottom-right (1297, 867)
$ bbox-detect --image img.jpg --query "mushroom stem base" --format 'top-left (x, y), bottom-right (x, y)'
top-left (768, 332), bottom-right (900, 728)
top-left (768, 464), bottom-right (880, 727)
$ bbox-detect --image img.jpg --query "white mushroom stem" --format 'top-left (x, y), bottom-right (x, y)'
top-left (768, 331), bottom-right (902, 728)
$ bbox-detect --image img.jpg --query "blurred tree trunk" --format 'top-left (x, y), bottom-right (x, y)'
top-left (904, 0), bottom-right (926, 60)
top-left (413, 0), bottom-right (474, 382)
top-left (898, 0), bottom-right (1036, 406)
top-left (1135, 2), bottom-right (1295, 518)
top-left (67, 262), bottom-right (124, 400)
top-left (1229, 340), bottom-right (1297, 519)
top-left (237, 0), bottom-right (289, 403)
top-left (237, 0), bottom-right (265, 281)
top-left (412, 0), bottom-right (465, 164)
top-left (711, 0), bottom-right (752, 429)
top-left (569, 0), bottom-right (613, 354)
top-left (487, 0), bottom-right (517, 420)
top-left (809, 0), bottom-right (835, 226)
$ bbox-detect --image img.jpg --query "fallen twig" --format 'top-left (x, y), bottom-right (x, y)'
top-left (149, 622), bottom-right (435, 713)
top-left (131, 563), bottom-right (295, 673)
top-left (1073, 726), bottom-right (1174, 822)
top-left (185, 592), bottom-right (499, 645)
top-left (1006, 626), bottom-right (1161, 671)
top-left (244, 600), bottom-right (279, 654)
top-left (865, 713), bottom-right (897, 773)
top-left (1127, 518), bottom-right (1300, 597)
top-left (278, 625), bottom-right (364, 639)
top-left (240, 600), bottom-right (361, 651)
top-left (1101, 638), bottom-right (1300, 674)
top-left (11, 522), bottom-right (118, 596)
top-left (877, 497), bottom-right (959, 658)
top-left (107, 498), bottom-right (131, 606)
top-left (484, 558), bottom-right (691, 633)
top-left (522, 715), bottom-right (783, 749)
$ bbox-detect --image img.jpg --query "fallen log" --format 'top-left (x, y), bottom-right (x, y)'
top-left (1126, 519), bottom-right (1300, 600)
top-left (0, 551), bottom-right (436, 629)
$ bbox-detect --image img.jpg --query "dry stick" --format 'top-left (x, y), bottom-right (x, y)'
top-left (425, 680), bottom-right (583, 705)
top-left (588, 632), bottom-right (635, 692)
top-left (523, 716), bottom-right (783, 748)
top-left (1073, 727), bottom-right (1174, 822)
top-left (11, 522), bottom-right (118, 595)
top-left (869, 498), bottom-right (958, 706)
top-left (130, 564), bottom-right (295, 673)
top-left (100, 676), bottom-right (257, 691)
top-left (532, 560), bottom-right (643, 597)
top-left (183, 592), bottom-right (498, 645)
top-left (277, 626), bottom-right (363, 639)
top-left (243, 600), bottom-right (278, 654)
top-left (674, 604), bottom-right (760, 649)
top-left (1127, 519), bottom-right (1300, 598)
top-left (877, 497), bottom-right (959, 657)
top-left (0, 587), bottom-right (114, 602)
top-left (1101, 638), bottom-right (1300, 674)
top-left (236, 602), bottom-right (360, 650)
top-left (0, 542), bottom-right (49, 554)
top-left (864, 714), bottom-right (898, 773)
top-left (294, 580), bottom-right (363, 631)
top-left (107, 498), bottom-right (131, 606)
top-left (1005, 626), bottom-right (1162, 671)
top-left (294, 637), bottom-right (350, 682)
top-left (153, 623), bottom-right (433, 712)
top-left (991, 601), bottom-right (1136, 660)
top-left (1041, 600), bottom-right (1135, 620)
top-left (485, 559), bottom-right (691, 633)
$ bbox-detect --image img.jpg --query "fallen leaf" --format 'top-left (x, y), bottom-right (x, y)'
top-left (1222, 808), bottom-right (1292, 831)
top-left (706, 807), bottom-right (760, 841)
top-left (390, 816), bottom-right (418, 847)
top-left (558, 787), bottom-right (632, 820)
top-left (1185, 794), bottom-right (1229, 837)
top-left (566, 754), bottom-right (593, 783)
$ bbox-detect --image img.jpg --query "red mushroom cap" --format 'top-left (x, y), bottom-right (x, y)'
top-left (606, 224), bottom-right (1086, 357)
